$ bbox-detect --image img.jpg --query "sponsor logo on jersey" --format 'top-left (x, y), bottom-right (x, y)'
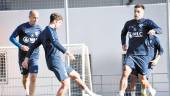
top-left (23, 27), bottom-right (40, 44)
top-left (128, 25), bottom-right (143, 38)
top-left (30, 37), bottom-right (37, 43)
top-left (23, 36), bottom-right (29, 43)
top-left (128, 31), bottom-right (143, 38)
top-left (23, 36), bottom-right (37, 43)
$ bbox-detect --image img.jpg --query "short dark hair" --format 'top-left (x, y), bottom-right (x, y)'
top-left (134, 4), bottom-right (145, 10)
top-left (29, 10), bottom-right (33, 17)
top-left (50, 13), bottom-right (63, 23)
top-left (29, 10), bottom-right (37, 17)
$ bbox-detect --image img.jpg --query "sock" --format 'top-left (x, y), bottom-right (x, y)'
top-left (25, 91), bottom-right (29, 96)
top-left (131, 91), bottom-right (135, 96)
top-left (119, 91), bottom-right (124, 96)
top-left (141, 88), bottom-right (147, 95)
top-left (148, 86), bottom-right (154, 92)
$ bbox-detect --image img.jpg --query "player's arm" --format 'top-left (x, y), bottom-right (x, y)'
top-left (22, 35), bottom-right (42, 69)
top-left (9, 26), bottom-right (22, 48)
top-left (156, 37), bottom-right (164, 56)
top-left (9, 26), bottom-right (29, 51)
top-left (48, 29), bottom-right (75, 60)
top-left (150, 54), bottom-right (160, 66)
top-left (48, 28), bottom-right (67, 53)
top-left (147, 19), bottom-right (162, 35)
top-left (150, 37), bottom-right (163, 65)
top-left (121, 22), bottom-right (128, 51)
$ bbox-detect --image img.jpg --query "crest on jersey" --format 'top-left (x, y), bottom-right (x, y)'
top-left (129, 25), bottom-right (137, 31)
top-left (139, 24), bottom-right (144, 28)
top-left (25, 29), bottom-right (30, 34)
top-left (35, 31), bottom-right (40, 37)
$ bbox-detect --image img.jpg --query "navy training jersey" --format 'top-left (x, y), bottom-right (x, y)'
top-left (9, 22), bottom-right (42, 60)
top-left (146, 35), bottom-right (163, 60)
top-left (121, 18), bottom-right (162, 55)
top-left (26, 26), bottom-right (67, 66)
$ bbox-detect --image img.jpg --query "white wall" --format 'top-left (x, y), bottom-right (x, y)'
top-left (0, 3), bottom-right (169, 96)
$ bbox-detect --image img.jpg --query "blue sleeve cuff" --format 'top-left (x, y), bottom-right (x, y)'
top-left (18, 44), bottom-right (22, 48)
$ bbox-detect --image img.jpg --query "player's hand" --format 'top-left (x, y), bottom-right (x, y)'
top-left (68, 53), bottom-right (75, 61)
top-left (65, 51), bottom-right (75, 61)
top-left (20, 45), bottom-right (29, 51)
top-left (148, 29), bottom-right (156, 35)
top-left (122, 44), bottom-right (128, 51)
top-left (22, 57), bottom-right (29, 69)
top-left (150, 59), bottom-right (158, 66)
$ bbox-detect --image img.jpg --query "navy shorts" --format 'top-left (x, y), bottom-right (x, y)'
top-left (131, 63), bottom-right (153, 79)
top-left (123, 55), bottom-right (150, 75)
top-left (48, 58), bottom-right (74, 81)
top-left (19, 59), bottom-right (38, 75)
top-left (65, 65), bottom-right (74, 74)
top-left (131, 69), bottom-right (138, 76)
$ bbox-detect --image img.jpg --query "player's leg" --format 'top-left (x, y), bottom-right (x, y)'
top-left (118, 55), bottom-right (134, 96)
top-left (136, 56), bottom-right (156, 96)
top-left (139, 75), bottom-right (156, 96)
top-left (68, 69), bottom-right (101, 96)
top-left (29, 73), bottom-right (37, 96)
top-left (138, 75), bottom-right (149, 96)
top-left (119, 65), bottom-right (132, 96)
top-left (138, 73), bottom-right (156, 96)
top-left (48, 60), bottom-right (70, 96)
top-left (22, 74), bottom-right (29, 96)
top-left (66, 67), bottom-right (85, 89)
top-left (146, 64), bottom-right (156, 96)
top-left (20, 61), bottom-right (30, 96)
top-left (129, 72), bottom-right (138, 96)
top-left (53, 70), bottom-right (70, 96)
top-left (57, 78), bottom-right (70, 96)
top-left (28, 60), bottom-right (38, 96)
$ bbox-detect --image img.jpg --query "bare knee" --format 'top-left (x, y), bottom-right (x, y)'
top-left (69, 71), bottom-right (85, 89)
top-left (69, 70), bottom-right (80, 80)
top-left (30, 74), bottom-right (37, 83)
top-left (61, 79), bottom-right (70, 89)
top-left (139, 75), bottom-right (149, 88)
top-left (122, 65), bottom-right (132, 78)
top-left (23, 75), bottom-right (29, 82)
top-left (130, 74), bottom-right (137, 90)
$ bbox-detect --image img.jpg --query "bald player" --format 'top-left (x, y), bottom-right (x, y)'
top-left (9, 10), bottom-right (42, 96)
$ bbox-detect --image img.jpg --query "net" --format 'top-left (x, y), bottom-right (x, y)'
top-left (0, 44), bottom-right (93, 96)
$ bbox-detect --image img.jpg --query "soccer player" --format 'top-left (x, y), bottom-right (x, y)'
top-left (119, 4), bottom-right (162, 96)
top-left (130, 35), bottom-right (164, 96)
top-left (9, 10), bottom-right (42, 96)
top-left (22, 12), bottom-right (101, 96)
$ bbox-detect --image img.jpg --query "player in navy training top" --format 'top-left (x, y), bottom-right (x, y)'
top-left (118, 4), bottom-right (162, 96)
top-left (129, 35), bottom-right (163, 96)
top-left (22, 12), bottom-right (101, 96)
top-left (9, 10), bottom-right (41, 96)
top-left (147, 35), bottom-right (163, 64)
